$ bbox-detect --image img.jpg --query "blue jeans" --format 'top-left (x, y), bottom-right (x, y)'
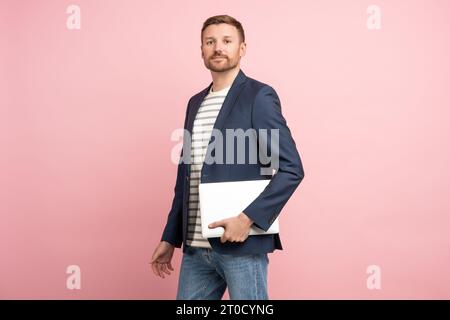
top-left (176, 245), bottom-right (269, 300)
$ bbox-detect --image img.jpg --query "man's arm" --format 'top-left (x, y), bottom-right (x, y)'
top-left (243, 85), bottom-right (305, 231)
top-left (160, 98), bottom-right (193, 247)
top-left (160, 157), bottom-right (184, 248)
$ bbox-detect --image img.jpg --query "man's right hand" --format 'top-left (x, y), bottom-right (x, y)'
top-left (150, 241), bottom-right (175, 279)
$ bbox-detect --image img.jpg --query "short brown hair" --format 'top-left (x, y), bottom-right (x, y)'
top-left (201, 15), bottom-right (245, 44)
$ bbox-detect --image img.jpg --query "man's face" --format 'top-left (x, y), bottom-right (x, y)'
top-left (201, 23), bottom-right (246, 73)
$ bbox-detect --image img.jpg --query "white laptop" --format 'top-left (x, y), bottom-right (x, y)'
top-left (198, 179), bottom-right (279, 238)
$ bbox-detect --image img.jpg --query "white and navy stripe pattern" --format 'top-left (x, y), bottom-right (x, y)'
top-left (186, 84), bottom-right (231, 248)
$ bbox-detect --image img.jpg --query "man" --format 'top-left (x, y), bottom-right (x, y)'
top-left (150, 15), bottom-right (304, 300)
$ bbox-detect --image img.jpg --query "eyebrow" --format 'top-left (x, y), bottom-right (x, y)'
top-left (204, 35), bottom-right (233, 40)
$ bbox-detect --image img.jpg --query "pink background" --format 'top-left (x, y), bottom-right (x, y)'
top-left (1, 0), bottom-right (450, 299)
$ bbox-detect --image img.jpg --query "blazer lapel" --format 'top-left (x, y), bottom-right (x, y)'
top-left (186, 84), bottom-right (212, 135)
top-left (185, 69), bottom-right (248, 177)
top-left (210, 69), bottom-right (247, 133)
top-left (186, 69), bottom-right (247, 134)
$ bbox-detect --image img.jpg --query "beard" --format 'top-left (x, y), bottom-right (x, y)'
top-left (204, 56), bottom-right (238, 72)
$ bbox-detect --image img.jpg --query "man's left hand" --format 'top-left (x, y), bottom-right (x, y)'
top-left (208, 212), bottom-right (254, 243)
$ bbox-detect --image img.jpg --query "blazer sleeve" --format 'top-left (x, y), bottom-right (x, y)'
top-left (160, 98), bottom-right (192, 247)
top-left (243, 85), bottom-right (305, 231)
top-left (160, 154), bottom-right (185, 247)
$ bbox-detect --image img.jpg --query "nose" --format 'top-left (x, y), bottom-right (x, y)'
top-left (213, 42), bottom-right (225, 54)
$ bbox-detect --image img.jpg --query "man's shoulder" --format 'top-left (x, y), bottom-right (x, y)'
top-left (244, 76), bottom-right (275, 96)
top-left (188, 88), bottom-right (209, 105)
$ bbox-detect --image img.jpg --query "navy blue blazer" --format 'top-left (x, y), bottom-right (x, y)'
top-left (161, 69), bottom-right (304, 255)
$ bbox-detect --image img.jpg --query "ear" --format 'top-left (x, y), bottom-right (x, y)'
top-left (240, 42), bottom-right (247, 58)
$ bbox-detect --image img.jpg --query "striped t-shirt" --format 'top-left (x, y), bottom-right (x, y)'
top-left (186, 84), bottom-right (231, 248)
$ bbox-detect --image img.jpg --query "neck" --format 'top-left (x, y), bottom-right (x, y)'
top-left (210, 66), bottom-right (240, 92)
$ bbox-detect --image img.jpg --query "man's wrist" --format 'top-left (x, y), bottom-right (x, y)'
top-left (239, 212), bottom-right (254, 227)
